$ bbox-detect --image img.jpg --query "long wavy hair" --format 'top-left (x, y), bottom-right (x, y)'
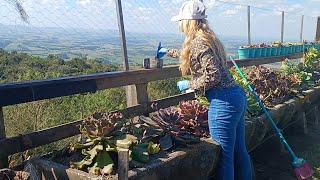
top-left (179, 19), bottom-right (226, 75)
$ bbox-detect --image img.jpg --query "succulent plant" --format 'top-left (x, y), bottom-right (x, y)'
top-left (149, 100), bottom-right (210, 142)
top-left (70, 112), bottom-right (160, 175)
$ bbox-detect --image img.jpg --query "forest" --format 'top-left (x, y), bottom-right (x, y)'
top-left (0, 49), bottom-right (180, 165)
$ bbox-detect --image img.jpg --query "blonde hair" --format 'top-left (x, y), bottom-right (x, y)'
top-left (179, 19), bottom-right (226, 75)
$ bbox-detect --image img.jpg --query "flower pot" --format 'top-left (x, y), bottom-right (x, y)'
top-left (294, 45), bottom-right (299, 53)
top-left (280, 46), bottom-right (286, 55)
top-left (254, 48), bottom-right (262, 58)
top-left (238, 48), bottom-right (250, 60)
top-left (266, 47), bottom-right (272, 57)
top-left (260, 48), bottom-right (267, 57)
top-left (249, 48), bottom-right (255, 58)
top-left (271, 47), bottom-right (278, 56)
top-left (288, 46), bottom-right (293, 55)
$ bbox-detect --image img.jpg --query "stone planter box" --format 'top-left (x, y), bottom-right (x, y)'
top-left (28, 86), bottom-right (320, 180)
top-left (29, 140), bottom-right (220, 180)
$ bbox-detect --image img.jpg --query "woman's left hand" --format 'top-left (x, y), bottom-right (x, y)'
top-left (177, 80), bottom-right (190, 92)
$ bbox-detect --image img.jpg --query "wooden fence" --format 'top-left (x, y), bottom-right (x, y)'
top-left (0, 53), bottom-right (304, 168)
top-left (1, 0), bottom-right (320, 170)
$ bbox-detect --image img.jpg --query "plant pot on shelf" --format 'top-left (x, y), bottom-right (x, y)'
top-left (151, 58), bottom-right (163, 69)
top-left (271, 47), bottom-right (278, 56)
top-left (249, 48), bottom-right (255, 59)
top-left (283, 46), bottom-right (289, 55)
top-left (266, 47), bottom-right (272, 57)
top-left (260, 48), bottom-right (267, 58)
top-left (288, 46), bottom-right (293, 55)
top-left (238, 48), bottom-right (250, 60)
top-left (293, 45), bottom-right (299, 53)
top-left (254, 48), bottom-right (262, 58)
top-left (280, 46), bottom-right (286, 56)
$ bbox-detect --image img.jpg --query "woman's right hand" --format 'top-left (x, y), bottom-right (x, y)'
top-left (167, 49), bottom-right (180, 58)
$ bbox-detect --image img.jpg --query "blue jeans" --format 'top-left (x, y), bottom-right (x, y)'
top-left (205, 86), bottom-right (252, 180)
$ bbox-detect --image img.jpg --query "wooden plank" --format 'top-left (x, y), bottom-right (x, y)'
top-left (118, 150), bottom-right (129, 180)
top-left (0, 66), bottom-right (181, 107)
top-left (0, 54), bottom-right (302, 107)
top-left (227, 53), bottom-right (303, 68)
top-left (298, 112), bottom-right (308, 134)
top-left (247, 6), bottom-right (251, 45)
top-left (316, 17), bottom-right (320, 41)
top-left (300, 15), bottom-right (304, 42)
top-left (0, 107), bottom-right (8, 168)
top-left (281, 11), bottom-right (285, 43)
top-left (0, 92), bottom-right (195, 159)
top-left (126, 84), bottom-right (149, 108)
top-left (313, 106), bottom-right (319, 126)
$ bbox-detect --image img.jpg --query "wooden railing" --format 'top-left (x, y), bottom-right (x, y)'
top-left (0, 53), bottom-right (303, 168)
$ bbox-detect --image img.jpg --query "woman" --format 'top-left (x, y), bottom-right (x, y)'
top-left (165, 1), bottom-right (253, 180)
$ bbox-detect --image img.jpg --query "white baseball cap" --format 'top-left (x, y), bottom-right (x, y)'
top-left (171, 0), bottom-right (207, 22)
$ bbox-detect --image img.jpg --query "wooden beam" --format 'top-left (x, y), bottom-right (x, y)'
top-left (0, 107), bottom-right (8, 168)
top-left (227, 53), bottom-right (303, 68)
top-left (126, 84), bottom-right (149, 107)
top-left (300, 15), bottom-right (304, 43)
top-left (316, 17), bottom-right (320, 42)
top-left (0, 54), bottom-right (302, 107)
top-left (247, 6), bottom-right (251, 45)
top-left (0, 66), bottom-right (181, 107)
top-left (0, 92), bottom-right (195, 159)
top-left (313, 106), bottom-right (319, 127)
top-left (281, 11), bottom-right (285, 43)
top-left (118, 150), bottom-right (129, 180)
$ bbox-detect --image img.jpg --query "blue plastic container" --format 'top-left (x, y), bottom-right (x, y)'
top-left (249, 48), bottom-right (255, 58)
top-left (254, 48), bottom-right (262, 58)
top-left (238, 48), bottom-right (250, 60)
top-left (294, 45), bottom-right (300, 53)
top-left (266, 47), bottom-right (272, 57)
top-left (292, 45), bottom-right (297, 53)
top-left (276, 47), bottom-right (281, 56)
top-left (286, 46), bottom-right (291, 55)
top-left (271, 47), bottom-right (278, 56)
top-left (280, 46), bottom-right (286, 55)
top-left (260, 47), bottom-right (267, 57)
top-left (299, 45), bottom-right (303, 52)
top-left (288, 46), bottom-right (293, 55)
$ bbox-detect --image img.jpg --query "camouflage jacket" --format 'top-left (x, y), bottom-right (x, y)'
top-left (170, 37), bottom-right (236, 95)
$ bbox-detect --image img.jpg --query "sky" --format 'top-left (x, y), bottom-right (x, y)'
top-left (0, 0), bottom-right (319, 41)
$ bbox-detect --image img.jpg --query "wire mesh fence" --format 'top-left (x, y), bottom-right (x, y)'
top-left (0, 0), bottom-right (319, 167)
top-left (0, 0), bottom-right (319, 72)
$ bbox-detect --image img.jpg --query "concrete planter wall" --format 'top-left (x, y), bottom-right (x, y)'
top-left (29, 86), bottom-right (320, 180)
top-left (29, 140), bottom-right (220, 180)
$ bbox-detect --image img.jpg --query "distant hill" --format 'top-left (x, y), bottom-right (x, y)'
top-left (0, 23), bottom-right (248, 65)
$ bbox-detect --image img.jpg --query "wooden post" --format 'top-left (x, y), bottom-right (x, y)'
top-left (281, 11), bottom-right (285, 43)
top-left (118, 150), bottom-right (129, 180)
top-left (0, 107), bottom-right (8, 168)
top-left (115, 0), bottom-right (149, 107)
top-left (300, 15), bottom-right (304, 43)
top-left (313, 106), bottom-right (319, 127)
top-left (126, 84), bottom-right (149, 107)
top-left (300, 112), bottom-right (308, 134)
top-left (247, 6), bottom-right (251, 45)
top-left (316, 16), bottom-right (320, 42)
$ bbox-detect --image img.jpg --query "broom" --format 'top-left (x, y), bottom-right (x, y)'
top-left (230, 57), bottom-right (314, 180)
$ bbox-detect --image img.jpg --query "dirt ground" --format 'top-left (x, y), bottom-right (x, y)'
top-left (251, 120), bottom-right (320, 180)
